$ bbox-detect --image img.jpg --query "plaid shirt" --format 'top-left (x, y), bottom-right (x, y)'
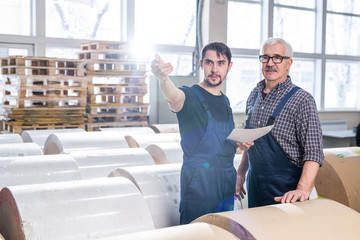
top-left (246, 76), bottom-right (324, 167)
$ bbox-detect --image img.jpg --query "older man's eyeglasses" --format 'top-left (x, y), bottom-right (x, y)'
top-left (259, 55), bottom-right (290, 64)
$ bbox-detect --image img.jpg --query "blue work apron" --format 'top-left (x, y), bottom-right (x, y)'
top-left (179, 86), bottom-right (236, 224)
top-left (246, 86), bottom-right (302, 208)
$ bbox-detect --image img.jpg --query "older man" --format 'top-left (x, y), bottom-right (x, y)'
top-left (235, 38), bottom-right (324, 207)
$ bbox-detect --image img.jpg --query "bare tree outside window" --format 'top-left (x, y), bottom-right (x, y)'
top-left (46, 0), bottom-right (120, 40)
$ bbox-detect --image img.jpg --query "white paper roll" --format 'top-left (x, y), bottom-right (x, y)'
top-left (145, 142), bottom-right (183, 164)
top-left (0, 143), bottom-right (43, 157)
top-left (125, 133), bottom-right (181, 148)
top-left (193, 198), bottom-right (360, 240)
top-left (69, 148), bottom-right (155, 179)
top-left (100, 126), bottom-right (155, 134)
top-left (149, 124), bottom-right (179, 133)
top-left (0, 178), bottom-right (154, 240)
top-left (0, 134), bottom-right (23, 144)
top-left (98, 222), bottom-right (240, 240)
top-left (109, 163), bottom-right (181, 229)
top-left (43, 131), bottom-right (129, 154)
top-left (0, 155), bottom-right (82, 189)
top-left (21, 128), bottom-right (85, 150)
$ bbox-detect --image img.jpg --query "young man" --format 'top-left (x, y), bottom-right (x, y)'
top-left (151, 42), bottom-right (237, 224)
top-left (235, 38), bottom-right (324, 207)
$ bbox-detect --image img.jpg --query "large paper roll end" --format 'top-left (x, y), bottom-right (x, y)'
top-left (0, 187), bottom-right (25, 240)
top-left (315, 147), bottom-right (360, 212)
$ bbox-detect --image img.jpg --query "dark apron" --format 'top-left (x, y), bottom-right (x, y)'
top-left (179, 86), bottom-right (236, 224)
top-left (246, 86), bottom-right (302, 208)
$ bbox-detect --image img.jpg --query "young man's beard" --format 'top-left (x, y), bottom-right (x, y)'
top-left (204, 75), bottom-right (223, 87)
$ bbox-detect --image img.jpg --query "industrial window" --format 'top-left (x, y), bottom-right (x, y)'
top-left (226, 0), bottom-right (360, 112)
top-left (45, 0), bottom-right (121, 40)
top-left (0, 0), bottom-right (31, 35)
top-left (134, 0), bottom-right (196, 76)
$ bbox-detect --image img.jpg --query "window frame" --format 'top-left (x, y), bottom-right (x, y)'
top-left (227, 0), bottom-right (360, 112)
top-left (0, 0), bottom-right (359, 112)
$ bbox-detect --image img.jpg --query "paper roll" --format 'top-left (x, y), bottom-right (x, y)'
top-left (100, 126), bottom-right (155, 134)
top-left (0, 143), bottom-right (43, 157)
top-left (145, 142), bottom-right (183, 164)
top-left (69, 148), bottom-right (155, 179)
top-left (109, 164), bottom-right (181, 228)
top-left (193, 198), bottom-right (360, 240)
top-left (315, 147), bottom-right (360, 212)
top-left (98, 222), bottom-right (240, 240)
top-left (0, 178), bottom-right (154, 240)
top-left (149, 124), bottom-right (179, 133)
top-left (0, 134), bottom-right (23, 144)
top-left (125, 133), bottom-right (181, 148)
top-left (0, 155), bottom-right (82, 189)
top-left (21, 128), bottom-right (85, 150)
top-left (43, 131), bottom-right (129, 154)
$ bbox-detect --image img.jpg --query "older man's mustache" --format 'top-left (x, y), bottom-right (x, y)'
top-left (265, 66), bottom-right (278, 72)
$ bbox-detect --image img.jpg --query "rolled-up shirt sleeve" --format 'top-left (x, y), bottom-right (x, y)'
top-left (295, 95), bottom-right (324, 166)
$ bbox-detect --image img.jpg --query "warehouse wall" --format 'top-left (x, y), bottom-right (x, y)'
top-left (148, 76), bottom-right (198, 124)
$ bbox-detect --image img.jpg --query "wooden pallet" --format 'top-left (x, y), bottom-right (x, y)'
top-left (86, 112), bottom-right (147, 123)
top-left (86, 93), bottom-right (145, 105)
top-left (86, 103), bottom-right (148, 115)
top-left (77, 41), bottom-right (149, 132)
top-left (88, 83), bottom-right (147, 95)
top-left (84, 60), bottom-right (146, 73)
top-left (5, 117), bottom-right (85, 126)
top-left (2, 122), bottom-right (85, 134)
top-left (0, 56), bottom-right (56, 67)
top-left (2, 107), bottom-right (85, 134)
top-left (3, 95), bottom-right (87, 108)
top-left (90, 75), bottom-right (146, 85)
top-left (2, 75), bottom-right (89, 87)
top-left (2, 75), bottom-right (88, 108)
top-left (3, 106), bottom-right (85, 117)
top-left (78, 49), bottom-right (137, 61)
top-left (80, 41), bottom-right (129, 51)
top-left (1, 66), bottom-right (85, 76)
top-left (1, 56), bottom-right (85, 76)
top-left (2, 107), bottom-right (85, 124)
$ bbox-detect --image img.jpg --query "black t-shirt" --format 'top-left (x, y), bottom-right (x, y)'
top-left (176, 84), bottom-right (231, 157)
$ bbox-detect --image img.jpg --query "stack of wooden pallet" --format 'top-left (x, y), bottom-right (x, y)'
top-left (0, 56), bottom-right (88, 133)
top-left (79, 41), bottom-right (149, 131)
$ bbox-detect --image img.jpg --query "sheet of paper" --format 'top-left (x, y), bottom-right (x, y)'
top-left (325, 148), bottom-right (360, 158)
top-left (227, 125), bottom-right (274, 142)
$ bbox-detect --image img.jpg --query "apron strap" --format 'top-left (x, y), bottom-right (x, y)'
top-left (267, 86), bottom-right (301, 125)
top-left (190, 85), bottom-right (232, 119)
top-left (190, 85), bottom-right (212, 119)
top-left (246, 87), bottom-right (301, 127)
top-left (222, 92), bottom-right (234, 123)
